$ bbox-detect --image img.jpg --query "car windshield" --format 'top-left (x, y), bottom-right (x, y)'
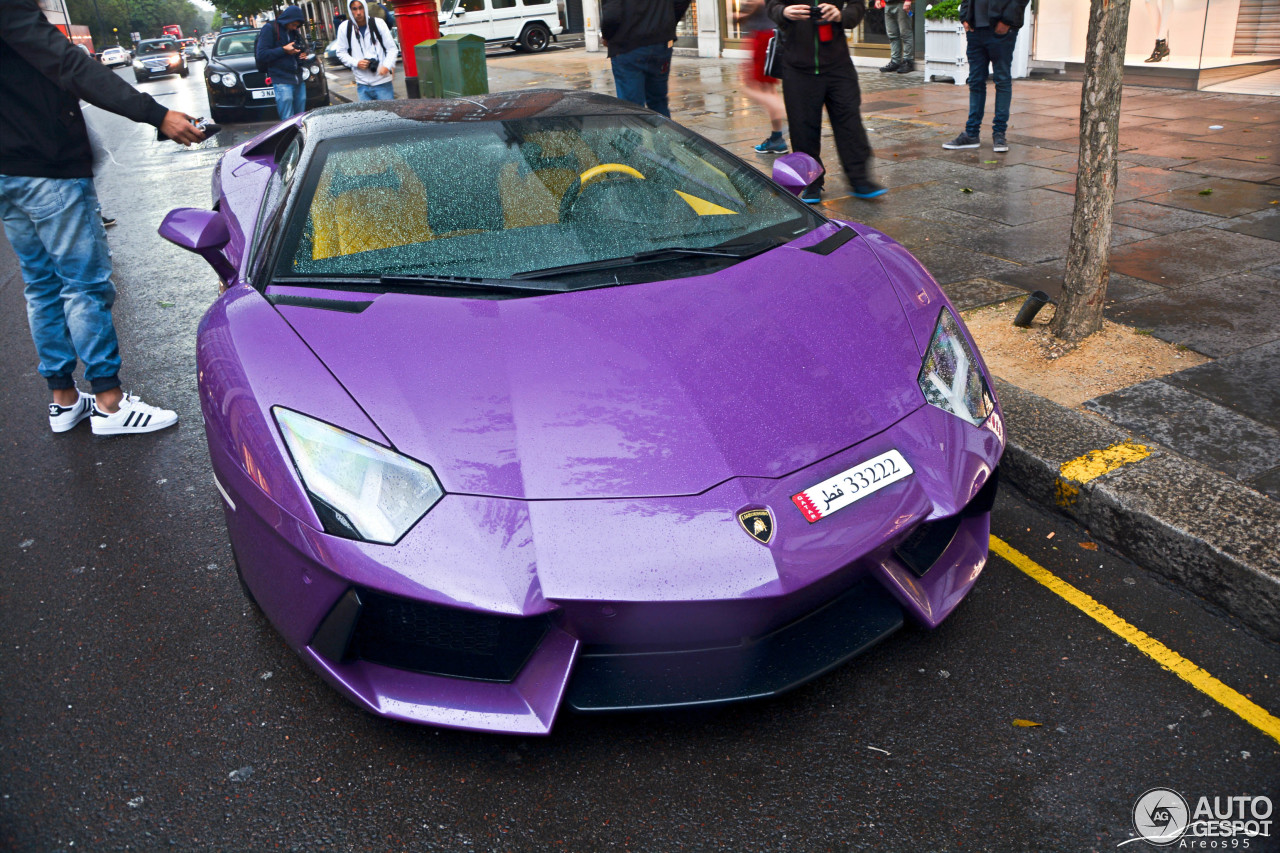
top-left (439, 0), bottom-right (462, 13)
top-left (275, 115), bottom-right (824, 290)
top-left (214, 32), bottom-right (258, 57)
top-left (138, 40), bottom-right (177, 54)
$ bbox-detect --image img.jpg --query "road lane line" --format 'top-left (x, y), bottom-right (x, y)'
top-left (989, 535), bottom-right (1280, 745)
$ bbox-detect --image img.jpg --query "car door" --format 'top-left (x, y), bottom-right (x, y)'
top-left (444, 0), bottom-right (494, 40)
top-left (488, 0), bottom-right (524, 41)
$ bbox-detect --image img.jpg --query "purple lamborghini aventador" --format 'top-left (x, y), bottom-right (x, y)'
top-left (161, 90), bottom-right (1004, 735)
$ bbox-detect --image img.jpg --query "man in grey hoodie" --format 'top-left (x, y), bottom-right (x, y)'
top-left (336, 0), bottom-right (399, 101)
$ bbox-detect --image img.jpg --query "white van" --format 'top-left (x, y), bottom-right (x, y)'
top-left (437, 0), bottom-right (563, 53)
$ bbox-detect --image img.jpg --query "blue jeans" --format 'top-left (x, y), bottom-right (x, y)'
top-left (965, 26), bottom-right (1017, 137)
top-left (273, 80), bottom-right (308, 120)
top-left (611, 42), bottom-right (674, 118)
top-left (0, 176), bottom-right (121, 392)
top-left (356, 81), bottom-right (396, 101)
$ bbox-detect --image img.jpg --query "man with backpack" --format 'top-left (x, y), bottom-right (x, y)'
top-left (336, 0), bottom-right (399, 101)
top-left (255, 5), bottom-right (313, 121)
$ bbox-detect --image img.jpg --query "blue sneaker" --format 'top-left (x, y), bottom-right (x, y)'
top-left (800, 186), bottom-right (823, 204)
top-left (853, 181), bottom-right (888, 200)
top-left (754, 136), bottom-right (788, 154)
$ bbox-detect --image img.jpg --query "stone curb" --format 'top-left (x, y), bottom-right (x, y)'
top-left (995, 378), bottom-right (1280, 643)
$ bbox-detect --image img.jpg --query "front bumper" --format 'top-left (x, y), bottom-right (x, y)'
top-left (207, 84), bottom-right (329, 121)
top-left (211, 394), bottom-right (1004, 734)
top-left (136, 63), bottom-right (183, 77)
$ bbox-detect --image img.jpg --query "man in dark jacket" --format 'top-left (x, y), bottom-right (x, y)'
top-left (601, 0), bottom-right (691, 117)
top-left (765, 0), bottom-right (885, 202)
top-left (256, 5), bottom-right (313, 121)
top-left (940, 0), bottom-right (1030, 153)
top-left (0, 0), bottom-right (203, 435)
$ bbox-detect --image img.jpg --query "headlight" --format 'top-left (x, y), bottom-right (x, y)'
top-left (133, 60), bottom-right (143, 69)
top-left (274, 408), bottom-right (444, 544)
top-left (917, 308), bottom-right (994, 427)
top-left (169, 55), bottom-right (180, 65)
top-left (220, 72), bottom-right (238, 86)
top-left (301, 67), bottom-right (311, 80)
top-left (309, 64), bottom-right (321, 74)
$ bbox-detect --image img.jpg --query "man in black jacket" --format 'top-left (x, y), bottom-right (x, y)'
top-left (940, 0), bottom-right (1030, 153)
top-left (256, 5), bottom-right (314, 121)
top-left (1, 0), bottom-right (204, 435)
top-left (601, 0), bottom-right (691, 117)
top-left (766, 1), bottom-right (885, 202)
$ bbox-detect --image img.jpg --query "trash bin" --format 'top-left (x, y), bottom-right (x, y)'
top-left (415, 33), bottom-right (488, 99)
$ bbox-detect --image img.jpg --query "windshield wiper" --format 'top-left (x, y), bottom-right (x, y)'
top-left (378, 273), bottom-right (566, 295)
top-left (271, 275), bottom-right (565, 298)
top-left (512, 240), bottom-right (779, 281)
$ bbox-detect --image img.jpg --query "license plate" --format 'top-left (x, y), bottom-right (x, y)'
top-left (250, 88), bottom-right (274, 100)
top-left (792, 449), bottom-right (913, 523)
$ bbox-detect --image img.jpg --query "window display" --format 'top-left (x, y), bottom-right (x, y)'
top-left (676, 1), bottom-right (698, 46)
top-left (1033, 0), bottom-right (1279, 71)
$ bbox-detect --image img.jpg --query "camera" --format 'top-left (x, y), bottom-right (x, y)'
top-left (156, 117), bottom-right (221, 142)
top-left (809, 5), bottom-right (823, 18)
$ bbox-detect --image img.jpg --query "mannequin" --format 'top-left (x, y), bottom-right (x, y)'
top-left (1143, 0), bottom-right (1172, 62)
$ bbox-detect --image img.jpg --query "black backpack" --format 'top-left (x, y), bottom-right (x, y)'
top-left (342, 16), bottom-right (385, 61)
top-left (255, 21), bottom-right (289, 73)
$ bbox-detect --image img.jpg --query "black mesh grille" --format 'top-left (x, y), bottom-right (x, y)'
top-left (242, 71), bottom-right (269, 89)
top-left (351, 589), bottom-right (551, 682)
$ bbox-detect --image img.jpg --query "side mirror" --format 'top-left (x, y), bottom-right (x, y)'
top-left (772, 153), bottom-right (824, 197)
top-left (159, 208), bottom-right (238, 285)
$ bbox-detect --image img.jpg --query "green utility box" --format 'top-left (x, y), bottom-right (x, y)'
top-left (416, 34), bottom-right (489, 99)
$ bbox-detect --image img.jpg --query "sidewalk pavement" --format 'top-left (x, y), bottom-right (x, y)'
top-left (328, 51), bottom-right (1280, 641)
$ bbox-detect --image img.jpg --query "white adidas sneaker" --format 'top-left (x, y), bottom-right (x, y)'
top-left (89, 392), bottom-right (178, 436)
top-left (49, 391), bottom-right (94, 433)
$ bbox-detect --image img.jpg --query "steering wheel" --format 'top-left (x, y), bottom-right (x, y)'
top-left (559, 163), bottom-right (646, 221)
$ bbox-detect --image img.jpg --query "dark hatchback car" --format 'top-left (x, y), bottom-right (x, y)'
top-left (204, 29), bottom-right (328, 124)
top-left (132, 37), bottom-right (187, 82)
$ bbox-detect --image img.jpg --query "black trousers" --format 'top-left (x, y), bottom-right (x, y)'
top-left (781, 63), bottom-right (872, 188)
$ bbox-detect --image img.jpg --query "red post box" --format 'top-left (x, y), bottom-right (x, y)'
top-left (388, 0), bottom-right (440, 98)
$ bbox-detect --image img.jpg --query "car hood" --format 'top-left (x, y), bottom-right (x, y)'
top-left (208, 54), bottom-right (258, 72)
top-left (274, 230), bottom-right (925, 500)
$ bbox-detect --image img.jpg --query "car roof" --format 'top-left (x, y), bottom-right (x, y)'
top-left (299, 89), bottom-right (652, 141)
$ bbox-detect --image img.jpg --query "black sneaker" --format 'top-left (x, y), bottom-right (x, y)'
top-left (800, 186), bottom-right (823, 204)
top-left (852, 181), bottom-right (888, 200)
top-left (880, 60), bottom-right (901, 73)
top-left (992, 133), bottom-right (1009, 153)
top-left (896, 61), bottom-right (915, 73)
top-left (942, 133), bottom-right (980, 150)
top-left (101, 215), bottom-right (117, 228)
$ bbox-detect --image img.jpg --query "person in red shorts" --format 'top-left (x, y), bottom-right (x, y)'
top-left (736, 0), bottom-right (788, 153)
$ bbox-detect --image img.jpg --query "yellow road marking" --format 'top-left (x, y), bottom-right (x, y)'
top-left (1056, 441), bottom-right (1151, 508)
top-left (1060, 441), bottom-right (1151, 484)
top-left (864, 114), bottom-right (946, 128)
top-left (989, 535), bottom-right (1280, 745)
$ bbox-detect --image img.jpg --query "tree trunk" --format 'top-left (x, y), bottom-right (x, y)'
top-left (1050, 0), bottom-right (1133, 343)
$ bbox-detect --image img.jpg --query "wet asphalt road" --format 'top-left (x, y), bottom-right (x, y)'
top-left (1, 67), bottom-right (1278, 852)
